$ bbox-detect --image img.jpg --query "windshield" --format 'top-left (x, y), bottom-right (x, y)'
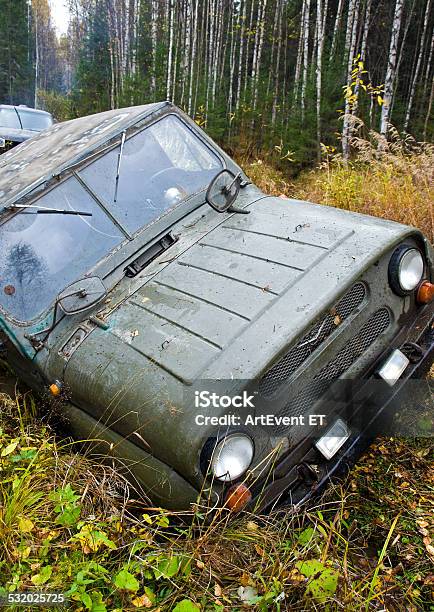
top-left (0, 178), bottom-right (123, 321)
top-left (0, 114), bottom-right (223, 322)
top-left (17, 109), bottom-right (53, 131)
top-left (79, 115), bottom-right (223, 234)
top-left (0, 108), bottom-right (20, 129)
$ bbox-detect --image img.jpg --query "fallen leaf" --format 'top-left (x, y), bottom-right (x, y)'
top-left (240, 572), bottom-right (252, 587)
top-left (18, 517), bottom-right (34, 533)
top-left (1, 441), bottom-right (19, 457)
top-left (254, 544), bottom-right (265, 556)
top-left (132, 594), bottom-right (152, 608)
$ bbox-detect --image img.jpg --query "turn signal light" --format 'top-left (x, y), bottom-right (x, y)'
top-left (417, 281), bottom-right (434, 304)
top-left (49, 381), bottom-right (62, 397)
top-left (224, 483), bottom-right (252, 512)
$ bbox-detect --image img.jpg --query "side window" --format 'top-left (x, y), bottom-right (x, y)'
top-left (18, 110), bottom-right (53, 131)
top-left (150, 116), bottom-right (221, 172)
top-left (0, 108), bottom-right (20, 129)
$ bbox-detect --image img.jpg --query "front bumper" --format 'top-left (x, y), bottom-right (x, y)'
top-left (246, 308), bottom-right (433, 513)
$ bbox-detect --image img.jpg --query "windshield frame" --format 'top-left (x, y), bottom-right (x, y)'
top-left (0, 110), bottom-right (231, 326)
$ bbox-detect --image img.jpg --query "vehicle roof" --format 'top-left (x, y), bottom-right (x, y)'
top-left (0, 104), bottom-right (52, 116)
top-left (0, 102), bottom-right (168, 212)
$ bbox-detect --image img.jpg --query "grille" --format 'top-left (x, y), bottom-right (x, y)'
top-left (275, 308), bottom-right (391, 434)
top-left (315, 308), bottom-right (391, 381)
top-left (259, 283), bottom-right (366, 398)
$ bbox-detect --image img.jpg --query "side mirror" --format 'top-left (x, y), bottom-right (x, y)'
top-left (58, 277), bottom-right (107, 315)
top-left (206, 169), bottom-right (241, 213)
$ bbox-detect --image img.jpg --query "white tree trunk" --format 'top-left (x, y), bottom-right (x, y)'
top-left (301, 0), bottom-right (311, 121)
top-left (151, 0), bottom-right (157, 97)
top-left (345, 0), bottom-right (356, 58)
top-left (34, 11), bottom-right (39, 108)
top-left (272, 0), bottom-right (283, 126)
top-left (235, 0), bottom-right (247, 111)
top-left (342, 0), bottom-right (360, 159)
top-left (330, 0), bottom-right (344, 60)
top-left (266, 0), bottom-right (280, 100)
top-left (252, 0), bottom-right (268, 114)
top-left (316, 0), bottom-right (327, 156)
top-left (293, 0), bottom-right (307, 106)
top-left (380, 0), bottom-right (404, 136)
top-left (166, 0), bottom-right (175, 101)
top-left (244, 0), bottom-right (255, 101)
top-left (353, 0), bottom-right (372, 116)
top-left (228, 0), bottom-right (236, 126)
top-left (188, 0), bottom-right (199, 114)
top-left (404, 0), bottom-right (432, 131)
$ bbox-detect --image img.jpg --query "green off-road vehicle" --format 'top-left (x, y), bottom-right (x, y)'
top-left (0, 102), bottom-right (432, 511)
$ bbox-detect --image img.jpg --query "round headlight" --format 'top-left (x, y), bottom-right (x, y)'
top-left (210, 434), bottom-right (254, 482)
top-left (389, 246), bottom-right (424, 295)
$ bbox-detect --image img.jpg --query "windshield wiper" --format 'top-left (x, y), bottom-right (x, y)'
top-left (114, 130), bottom-right (126, 204)
top-left (5, 204), bottom-right (92, 216)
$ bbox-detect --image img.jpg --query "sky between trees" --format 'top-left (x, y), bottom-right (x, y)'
top-left (49, 0), bottom-right (70, 36)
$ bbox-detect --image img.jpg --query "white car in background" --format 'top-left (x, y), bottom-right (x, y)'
top-left (0, 105), bottom-right (54, 152)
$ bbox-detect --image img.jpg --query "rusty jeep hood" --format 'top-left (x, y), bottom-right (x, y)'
top-left (60, 195), bottom-right (417, 479)
top-left (101, 196), bottom-right (416, 384)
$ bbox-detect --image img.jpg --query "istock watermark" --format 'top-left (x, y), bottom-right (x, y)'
top-left (195, 413), bottom-right (327, 427)
top-left (194, 390), bottom-right (256, 409)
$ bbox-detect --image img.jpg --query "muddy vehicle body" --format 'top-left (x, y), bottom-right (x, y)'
top-left (0, 102), bottom-right (432, 511)
top-left (0, 105), bottom-right (54, 153)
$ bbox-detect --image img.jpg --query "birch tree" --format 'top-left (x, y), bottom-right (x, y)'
top-left (404, 0), bottom-right (432, 131)
top-left (342, 0), bottom-right (361, 159)
top-left (353, 0), bottom-right (372, 117)
top-left (31, 0), bottom-right (433, 169)
top-left (235, 0), bottom-right (247, 111)
top-left (380, 0), bottom-right (405, 136)
top-left (315, 0), bottom-right (326, 155)
top-left (301, 0), bottom-right (311, 120)
top-left (252, 0), bottom-right (268, 116)
top-left (166, 0), bottom-right (175, 101)
top-left (293, 0), bottom-right (307, 106)
top-left (150, 0), bottom-right (157, 97)
top-left (330, 0), bottom-right (344, 60)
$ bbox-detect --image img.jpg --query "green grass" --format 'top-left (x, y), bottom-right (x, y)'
top-left (0, 384), bottom-right (432, 611)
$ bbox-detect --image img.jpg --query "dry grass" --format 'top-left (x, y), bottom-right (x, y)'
top-left (243, 124), bottom-right (434, 241)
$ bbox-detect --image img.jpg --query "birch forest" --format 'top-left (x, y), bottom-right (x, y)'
top-left (0, 0), bottom-right (433, 166)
